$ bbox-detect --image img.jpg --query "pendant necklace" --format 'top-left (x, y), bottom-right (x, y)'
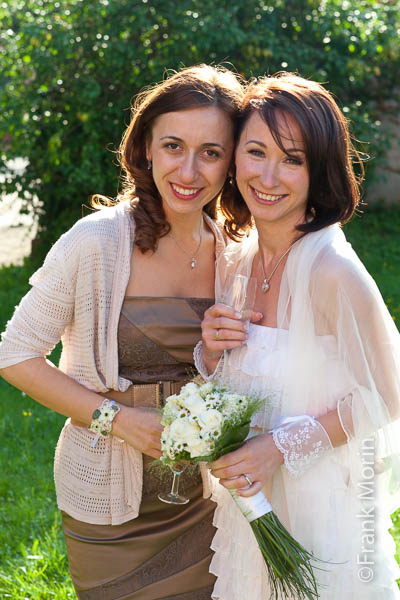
top-left (259, 240), bottom-right (297, 293)
top-left (168, 217), bottom-right (203, 269)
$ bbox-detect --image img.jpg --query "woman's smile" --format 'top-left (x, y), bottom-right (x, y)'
top-left (169, 182), bottom-right (204, 200)
top-left (250, 186), bottom-right (287, 205)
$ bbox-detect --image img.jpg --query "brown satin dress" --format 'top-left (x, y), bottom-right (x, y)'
top-left (62, 297), bottom-right (217, 600)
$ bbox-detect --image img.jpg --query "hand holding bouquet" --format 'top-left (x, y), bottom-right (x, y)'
top-left (158, 380), bottom-right (320, 600)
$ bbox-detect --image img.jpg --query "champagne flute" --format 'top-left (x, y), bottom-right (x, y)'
top-left (158, 462), bottom-right (189, 505)
top-left (220, 273), bottom-right (257, 327)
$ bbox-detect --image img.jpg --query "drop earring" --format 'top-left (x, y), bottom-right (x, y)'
top-left (147, 160), bottom-right (152, 171)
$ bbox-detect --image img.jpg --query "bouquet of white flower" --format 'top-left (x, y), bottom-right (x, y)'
top-left (158, 381), bottom-right (320, 600)
top-left (160, 380), bottom-right (257, 464)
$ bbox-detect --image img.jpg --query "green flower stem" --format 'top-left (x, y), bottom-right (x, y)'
top-left (249, 512), bottom-right (320, 600)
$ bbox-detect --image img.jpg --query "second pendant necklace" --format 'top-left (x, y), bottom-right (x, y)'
top-left (259, 241), bottom-right (296, 293)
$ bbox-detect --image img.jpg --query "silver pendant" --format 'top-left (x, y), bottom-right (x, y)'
top-left (261, 279), bottom-right (270, 293)
top-left (191, 258), bottom-right (197, 269)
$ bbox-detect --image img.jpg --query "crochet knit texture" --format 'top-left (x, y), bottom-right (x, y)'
top-left (0, 202), bottom-right (225, 524)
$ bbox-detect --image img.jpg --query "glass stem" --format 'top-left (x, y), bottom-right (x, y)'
top-left (170, 472), bottom-right (180, 497)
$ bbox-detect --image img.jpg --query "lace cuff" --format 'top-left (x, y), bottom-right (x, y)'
top-left (271, 415), bottom-right (333, 479)
top-left (193, 340), bottom-right (224, 381)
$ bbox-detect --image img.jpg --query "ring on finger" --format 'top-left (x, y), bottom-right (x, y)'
top-left (215, 329), bottom-right (220, 340)
top-left (244, 474), bottom-right (253, 486)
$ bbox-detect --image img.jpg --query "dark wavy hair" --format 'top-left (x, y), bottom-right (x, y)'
top-left (221, 73), bottom-right (364, 237)
top-left (108, 65), bottom-right (244, 252)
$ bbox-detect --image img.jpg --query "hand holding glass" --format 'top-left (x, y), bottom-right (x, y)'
top-left (220, 273), bottom-right (257, 327)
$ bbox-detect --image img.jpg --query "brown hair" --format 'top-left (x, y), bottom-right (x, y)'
top-left (111, 65), bottom-right (244, 252)
top-left (221, 73), bottom-right (364, 237)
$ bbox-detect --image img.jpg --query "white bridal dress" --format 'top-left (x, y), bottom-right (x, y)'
top-left (196, 225), bottom-right (400, 600)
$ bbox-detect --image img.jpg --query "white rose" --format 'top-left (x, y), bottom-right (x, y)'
top-left (167, 394), bottom-right (186, 411)
top-left (199, 382), bottom-right (214, 395)
top-left (197, 409), bottom-right (223, 433)
top-left (162, 398), bottom-right (182, 424)
top-left (183, 393), bottom-right (207, 416)
top-left (180, 382), bottom-right (199, 396)
top-left (189, 437), bottom-right (213, 458)
top-left (165, 393), bottom-right (178, 406)
top-left (169, 418), bottom-right (200, 444)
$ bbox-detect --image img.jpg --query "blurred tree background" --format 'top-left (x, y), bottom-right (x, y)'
top-left (1, 0), bottom-right (399, 255)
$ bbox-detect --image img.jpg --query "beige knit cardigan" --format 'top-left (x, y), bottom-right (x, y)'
top-left (0, 201), bottom-right (225, 524)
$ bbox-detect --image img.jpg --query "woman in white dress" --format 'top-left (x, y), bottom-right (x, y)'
top-left (196, 73), bottom-right (400, 599)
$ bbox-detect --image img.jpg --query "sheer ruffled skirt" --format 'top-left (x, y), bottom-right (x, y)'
top-left (208, 454), bottom-right (400, 600)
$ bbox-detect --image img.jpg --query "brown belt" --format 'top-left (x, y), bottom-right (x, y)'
top-left (70, 380), bottom-right (189, 428)
top-left (99, 380), bottom-right (189, 409)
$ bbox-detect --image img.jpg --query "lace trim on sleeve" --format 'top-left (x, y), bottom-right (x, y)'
top-left (272, 415), bottom-right (333, 479)
top-left (193, 340), bottom-right (224, 381)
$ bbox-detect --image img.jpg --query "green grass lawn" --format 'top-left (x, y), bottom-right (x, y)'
top-left (0, 205), bottom-right (399, 598)
top-left (0, 382), bottom-right (75, 598)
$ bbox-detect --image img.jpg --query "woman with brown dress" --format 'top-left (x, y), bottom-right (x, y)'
top-left (0, 64), bottom-right (244, 599)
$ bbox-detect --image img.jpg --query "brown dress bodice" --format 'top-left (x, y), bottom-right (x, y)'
top-left (118, 296), bottom-right (214, 383)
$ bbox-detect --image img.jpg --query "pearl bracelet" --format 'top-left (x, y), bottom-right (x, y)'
top-left (88, 398), bottom-right (121, 447)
